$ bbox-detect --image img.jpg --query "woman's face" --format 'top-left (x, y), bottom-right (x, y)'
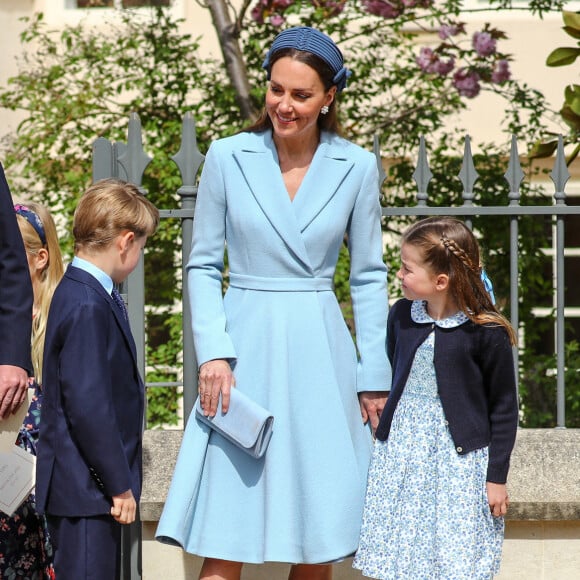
top-left (266, 56), bottom-right (335, 143)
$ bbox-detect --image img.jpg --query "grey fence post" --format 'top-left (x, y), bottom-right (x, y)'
top-left (551, 135), bottom-right (571, 428)
top-left (504, 135), bottom-right (524, 406)
top-left (412, 135), bottom-right (432, 207)
top-left (459, 135), bottom-right (478, 230)
top-left (118, 113), bottom-right (151, 580)
top-left (171, 112), bottom-right (205, 424)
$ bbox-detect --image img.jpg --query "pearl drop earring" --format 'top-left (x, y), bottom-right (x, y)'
top-left (320, 105), bottom-right (329, 115)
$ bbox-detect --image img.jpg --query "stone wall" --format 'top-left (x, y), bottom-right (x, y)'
top-left (141, 428), bottom-right (580, 579)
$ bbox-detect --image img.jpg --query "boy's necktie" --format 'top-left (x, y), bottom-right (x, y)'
top-left (111, 288), bottom-right (128, 321)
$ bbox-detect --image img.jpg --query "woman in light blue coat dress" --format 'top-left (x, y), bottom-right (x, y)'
top-left (156, 26), bottom-right (390, 580)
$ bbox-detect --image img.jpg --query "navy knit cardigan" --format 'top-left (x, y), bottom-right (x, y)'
top-left (375, 299), bottom-right (518, 484)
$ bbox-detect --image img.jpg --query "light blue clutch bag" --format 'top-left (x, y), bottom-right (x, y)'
top-left (195, 388), bottom-right (274, 459)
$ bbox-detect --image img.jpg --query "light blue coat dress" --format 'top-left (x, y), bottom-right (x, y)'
top-left (156, 129), bottom-right (390, 564)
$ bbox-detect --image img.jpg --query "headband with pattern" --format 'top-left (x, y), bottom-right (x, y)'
top-left (14, 204), bottom-right (47, 246)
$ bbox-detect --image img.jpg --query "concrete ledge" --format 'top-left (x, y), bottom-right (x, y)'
top-left (141, 429), bottom-right (183, 522)
top-left (140, 428), bottom-right (580, 523)
top-left (506, 428), bottom-right (580, 520)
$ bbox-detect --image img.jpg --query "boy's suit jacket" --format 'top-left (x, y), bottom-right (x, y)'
top-left (36, 264), bottom-right (144, 517)
top-left (0, 162), bottom-right (33, 373)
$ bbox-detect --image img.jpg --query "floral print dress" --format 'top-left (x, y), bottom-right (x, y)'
top-left (0, 379), bottom-right (54, 580)
top-left (353, 301), bottom-right (504, 580)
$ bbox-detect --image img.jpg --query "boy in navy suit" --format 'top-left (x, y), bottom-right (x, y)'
top-left (36, 179), bottom-right (159, 580)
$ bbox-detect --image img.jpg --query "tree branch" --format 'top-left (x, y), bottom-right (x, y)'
top-left (205, 0), bottom-right (259, 121)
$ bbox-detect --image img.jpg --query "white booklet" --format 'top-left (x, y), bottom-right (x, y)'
top-left (0, 391), bottom-right (36, 516)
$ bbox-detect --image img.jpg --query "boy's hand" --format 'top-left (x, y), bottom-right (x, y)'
top-left (487, 482), bottom-right (509, 517)
top-left (111, 489), bottom-right (137, 524)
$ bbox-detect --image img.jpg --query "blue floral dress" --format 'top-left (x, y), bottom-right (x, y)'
top-left (0, 379), bottom-right (54, 580)
top-left (353, 301), bottom-right (504, 580)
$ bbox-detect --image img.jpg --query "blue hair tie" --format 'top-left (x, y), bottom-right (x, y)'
top-left (14, 204), bottom-right (47, 246)
top-left (480, 269), bottom-right (496, 305)
top-left (262, 26), bottom-right (351, 92)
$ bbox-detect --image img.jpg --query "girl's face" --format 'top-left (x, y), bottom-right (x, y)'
top-left (266, 56), bottom-right (335, 143)
top-left (396, 243), bottom-right (441, 302)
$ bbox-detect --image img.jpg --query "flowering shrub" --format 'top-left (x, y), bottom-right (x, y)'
top-left (415, 22), bottom-right (511, 99)
top-left (250, 1), bottom-right (514, 101)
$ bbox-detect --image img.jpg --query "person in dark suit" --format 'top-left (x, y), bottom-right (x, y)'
top-left (36, 179), bottom-right (159, 580)
top-left (0, 163), bottom-right (33, 420)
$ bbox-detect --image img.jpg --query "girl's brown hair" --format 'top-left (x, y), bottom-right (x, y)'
top-left (16, 203), bottom-right (64, 383)
top-left (245, 48), bottom-right (341, 135)
top-left (402, 216), bottom-right (517, 345)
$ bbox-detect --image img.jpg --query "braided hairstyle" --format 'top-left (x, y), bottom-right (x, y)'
top-left (401, 216), bottom-right (516, 345)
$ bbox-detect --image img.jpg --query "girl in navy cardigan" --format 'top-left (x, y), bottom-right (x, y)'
top-left (354, 217), bottom-right (518, 580)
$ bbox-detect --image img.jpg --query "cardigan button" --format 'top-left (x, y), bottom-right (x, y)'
top-left (444, 420), bottom-right (449, 426)
top-left (456, 446), bottom-right (463, 453)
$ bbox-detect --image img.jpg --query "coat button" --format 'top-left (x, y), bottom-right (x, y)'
top-left (456, 446), bottom-right (463, 453)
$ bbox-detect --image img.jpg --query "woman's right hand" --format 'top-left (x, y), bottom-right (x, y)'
top-left (198, 359), bottom-right (234, 417)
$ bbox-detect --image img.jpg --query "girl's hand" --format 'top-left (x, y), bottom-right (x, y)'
top-left (198, 359), bottom-right (234, 417)
top-left (487, 482), bottom-right (510, 517)
top-left (359, 391), bottom-right (388, 435)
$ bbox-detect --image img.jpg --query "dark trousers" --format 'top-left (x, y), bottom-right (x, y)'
top-left (47, 514), bottom-right (122, 580)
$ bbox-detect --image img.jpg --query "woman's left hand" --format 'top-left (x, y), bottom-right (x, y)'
top-left (487, 482), bottom-right (510, 517)
top-left (359, 391), bottom-right (388, 435)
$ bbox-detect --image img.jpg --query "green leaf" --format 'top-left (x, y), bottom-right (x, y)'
top-left (529, 140), bottom-right (559, 158)
top-left (560, 104), bottom-right (580, 130)
top-left (564, 85), bottom-right (580, 116)
top-left (562, 10), bottom-right (580, 32)
top-left (546, 46), bottom-right (580, 67)
top-left (562, 25), bottom-right (580, 40)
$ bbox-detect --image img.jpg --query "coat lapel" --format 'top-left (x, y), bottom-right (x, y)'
top-left (233, 133), bottom-right (312, 269)
top-left (232, 131), bottom-right (354, 270)
top-left (292, 137), bottom-right (354, 232)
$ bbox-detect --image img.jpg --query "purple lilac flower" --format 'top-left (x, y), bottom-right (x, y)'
top-left (251, 4), bottom-right (265, 23)
top-left (473, 31), bottom-right (497, 57)
top-left (416, 47), bottom-right (437, 72)
top-left (362, 0), bottom-right (402, 19)
top-left (313, 0), bottom-right (346, 16)
top-left (270, 13), bottom-right (285, 26)
top-left (402, 0), bottom-right (433, 7)
top-left (433, 56), bottom-right (455, 76)
top-left (491, 59), bottom-right (511, 84)
top-left (453, 68), bottom-right (481, 98)
top-left (416, 47), bottom-right (454, 76)
top-left (439, 23), bottom-right (465, 40)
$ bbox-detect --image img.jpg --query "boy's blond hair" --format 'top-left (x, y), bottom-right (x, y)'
top-left (73, 179), bottom-right (159, 254)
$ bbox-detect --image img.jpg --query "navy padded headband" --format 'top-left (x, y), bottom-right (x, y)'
top-left (14, 204), bottom-right (47, 246)
top-left (262, 26), bottom-right (351, 92)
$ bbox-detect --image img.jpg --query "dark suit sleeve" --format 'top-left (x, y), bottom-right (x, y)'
top-left (0, 163), bottom-right (33, 372)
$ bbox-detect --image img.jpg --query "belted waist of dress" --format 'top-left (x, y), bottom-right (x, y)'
top-left (229, 273), bottom-right (334, 291)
